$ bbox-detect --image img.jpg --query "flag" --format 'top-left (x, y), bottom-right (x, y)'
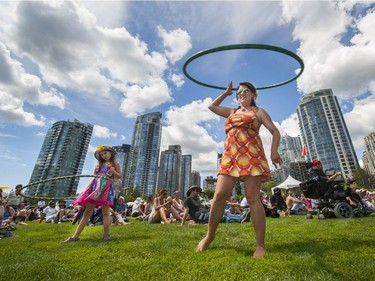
top-left (301, 144), bottom-right (308, 157)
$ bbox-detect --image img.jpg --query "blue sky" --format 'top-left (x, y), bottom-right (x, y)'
top-left (1, 1), bottom-right (375, 193)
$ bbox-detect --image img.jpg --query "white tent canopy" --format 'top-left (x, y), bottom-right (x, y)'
top-left (272, 175), bottom-right (302, 194)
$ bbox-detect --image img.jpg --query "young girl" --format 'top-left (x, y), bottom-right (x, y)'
top-left (61, 145), bottom-right (121, 243)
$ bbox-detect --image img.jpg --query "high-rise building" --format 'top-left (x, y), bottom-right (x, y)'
top-left (279, 135), bottom-right (303, 165)
top-left (297, 89), bottom-right (358, 178)
top-left (125, 112), bottom-right (162, 196)
top-left (112, 144), bottom-right (131, 187)
top-left (363, 132), bottom-right (375, 175)
top-left (180, 154), bottom-right (192, 197)
top-left (277, 134), bottom-right (304, 181)
top-left (158, 145), bottom-right (182, 194)
top-left (190, 170), bottom-right (201, 189)
top-left (27, 119), bottom-right (93, 197)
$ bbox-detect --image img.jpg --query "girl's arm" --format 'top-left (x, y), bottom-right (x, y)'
top-left (208, 81), bottom-right (234, 118)
top-left (112, 162), bottom-right (122, 179)
top-left (93, 165), bottom-right (100, 175)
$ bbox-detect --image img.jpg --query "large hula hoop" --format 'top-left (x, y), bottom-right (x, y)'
top-left (182, 43), bottom-right (304, 90)
top-left (18, 174), bottom-right (112, 201)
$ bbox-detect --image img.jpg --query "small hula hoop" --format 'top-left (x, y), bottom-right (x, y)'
top-left (18, 174), bottom-right (112, 200)
top-left (182, 43), bottom-right (304, 90)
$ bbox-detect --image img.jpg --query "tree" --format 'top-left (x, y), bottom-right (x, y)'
top-left (234, 181), bottom-right (242, 197)
top-left (352, 165), bottom-right (375, 189)
top-left (204, 189), bottom-right (214, 199)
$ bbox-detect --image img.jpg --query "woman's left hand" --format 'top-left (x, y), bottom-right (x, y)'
top-left (271, 151), bottom-right (282, 168)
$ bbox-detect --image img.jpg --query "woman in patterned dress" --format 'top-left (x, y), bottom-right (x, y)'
top-left (61, 145), bottom-right (121, 243)
top-left (197, 81), bottom-right (281, 258)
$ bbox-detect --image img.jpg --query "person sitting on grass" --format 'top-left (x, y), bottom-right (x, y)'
top-left (1, 201), bottom-right (15, 226)
top-left (39, 200), bottom-right (60, 223)
top-left (149, 189), bottom-right (181, 224)
top-left (285, 189), bottom-right (306, 215)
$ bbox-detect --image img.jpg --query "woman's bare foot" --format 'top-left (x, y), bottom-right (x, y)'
top-left (253, 245), bottom-right (266, 258)
top-left (196, 235), bottom-right (214, 252)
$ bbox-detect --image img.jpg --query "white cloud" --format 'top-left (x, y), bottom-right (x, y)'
top-left (344, 92), bottom-right (375, 149)
top-left (120, 78), bottom-right (172, 118)
top-left (157, 26), bottom-right (192, 64)
top-left (281, 0), bottom-right (375, 156)
top-left (162, 98), bottom-right (220, 173)
top-left (0, 1), bottom-right (174, 123)
top-left (0, 42), bottom-right (65, 126)
top-left (93, 125), bottom-right (118, 139)
top-left (169, 72), bottom-right (185, 88)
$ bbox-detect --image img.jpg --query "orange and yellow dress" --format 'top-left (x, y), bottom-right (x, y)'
top-left (218, 108), bottom-right (271, 182)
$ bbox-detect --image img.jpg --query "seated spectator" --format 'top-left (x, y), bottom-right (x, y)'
top-left (65, 204), bottom-right (76, 220)
top-left (26, 206), bottom-right (40, 222)
top-left (172, 190), bottom-right (185, 216)
top-left (16, 203), bottom-right (28, 224)
top-left (149, 189), bottom-right (181, 224)
top-left (143, 195), bottom-right (154, 221)
top-left (131, 197), bottom-right (145, 218)
top-left (199, 191), bottom-right (211, 209)
top-left (88, 206), bottom-right (103, 226)
top-left (286, 189), bottom-right (306, 214)
top-left (58, 200), bottom-right (69, 223)
top-left (39, 200), bottom-right (60, 223)
top-left (0, 200), bottom-right (4, 223)
top-left (181, 186), bottom-right (241, 225)
top-left (270, 188), bottom-right (287, 217)
top-left (226, 196), bottom-right (241, 214)
top-left (1, 201), bottom-right (15, 226)
top-left (112, 196), bottom-right (128, 224)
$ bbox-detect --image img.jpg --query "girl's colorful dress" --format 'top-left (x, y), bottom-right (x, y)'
top-left (218, 108), bottom-right (271, 182)
top-left (73, 164), bottom-right (115, 206)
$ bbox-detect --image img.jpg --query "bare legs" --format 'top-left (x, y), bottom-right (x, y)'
top-left (71, 203), bottom-right (95, 239)
top-left (102, 205), bottom-right (111, 236)
top-left (196, 175), bottom-right (266, 258)
top-left (71, 203), bottom-right (112, 239)
top-left (196, 175), bottom-right (236, 252)
top-left (243, 176), bottom-right (266, 258)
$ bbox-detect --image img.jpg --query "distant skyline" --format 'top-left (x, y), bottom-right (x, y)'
top-left (1, 1), bottom-right (375, 193)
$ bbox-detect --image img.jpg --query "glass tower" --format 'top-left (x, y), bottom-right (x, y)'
top-left (180, 154), bottom-right (192, 197)
top-left (112, 144), bottom-right (131, 186)
top-left (125, 112), bottom-right (162, 196)
top-left (158, 145), bottom-right (182, 194)
top-left (27, 119), bottom-right (93, 197)
top-left (297, 89), bottom-right (358, 178)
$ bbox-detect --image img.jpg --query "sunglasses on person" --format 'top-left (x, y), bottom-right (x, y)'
top-left (237, 88), bottom-right (251, 96)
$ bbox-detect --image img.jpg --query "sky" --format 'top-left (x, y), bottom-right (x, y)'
top-left (1, 0), bottom-right (375, 194)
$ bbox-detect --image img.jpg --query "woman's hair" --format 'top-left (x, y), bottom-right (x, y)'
top-left (238, 81), bottom-right (258, 107)
top-left (158, 188), bottom-right (168, 197)
top-left (97, 150), bottom-right (116, 165)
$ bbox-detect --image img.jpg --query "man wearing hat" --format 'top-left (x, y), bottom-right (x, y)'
top-left (309, 160), bottom-right (342, 182)
top-left (181, 185), bottom-right (210, 225)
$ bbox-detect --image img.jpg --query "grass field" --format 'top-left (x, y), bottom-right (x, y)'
top-left (1, 215), bottom-right (375, 281)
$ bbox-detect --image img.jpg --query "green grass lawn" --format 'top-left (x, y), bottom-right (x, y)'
top-left (1, 215), bottom-right (375, 281)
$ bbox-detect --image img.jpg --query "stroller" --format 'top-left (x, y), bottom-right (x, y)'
top-left (299, 177), bottom-right (373, 219)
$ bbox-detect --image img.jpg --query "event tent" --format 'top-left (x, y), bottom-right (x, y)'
top-left (271, 175), bottom-right (302, 194)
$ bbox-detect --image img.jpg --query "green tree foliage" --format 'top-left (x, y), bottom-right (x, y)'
top-left (352, 165), bottom-right (375, 189)
top-left (261, 180), bottom-right (279, 195)
top-left (204, 189), bottom-right (214, 199)
top-left (234, 181), bottom-right (242, 197)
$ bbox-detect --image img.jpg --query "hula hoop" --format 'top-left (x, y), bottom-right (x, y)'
top-left (182, 43), bottom-right (304, 90)
top-left (18, 174), bottom-right (112, 201)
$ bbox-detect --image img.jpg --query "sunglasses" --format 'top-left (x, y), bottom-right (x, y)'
top-left (237, 88), bottom-right (251, 96)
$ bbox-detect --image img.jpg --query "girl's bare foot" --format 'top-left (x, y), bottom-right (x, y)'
top-left (253, 245), bottom-right (266, 258)
top-left (196, 235), bottom-right (214, 252)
